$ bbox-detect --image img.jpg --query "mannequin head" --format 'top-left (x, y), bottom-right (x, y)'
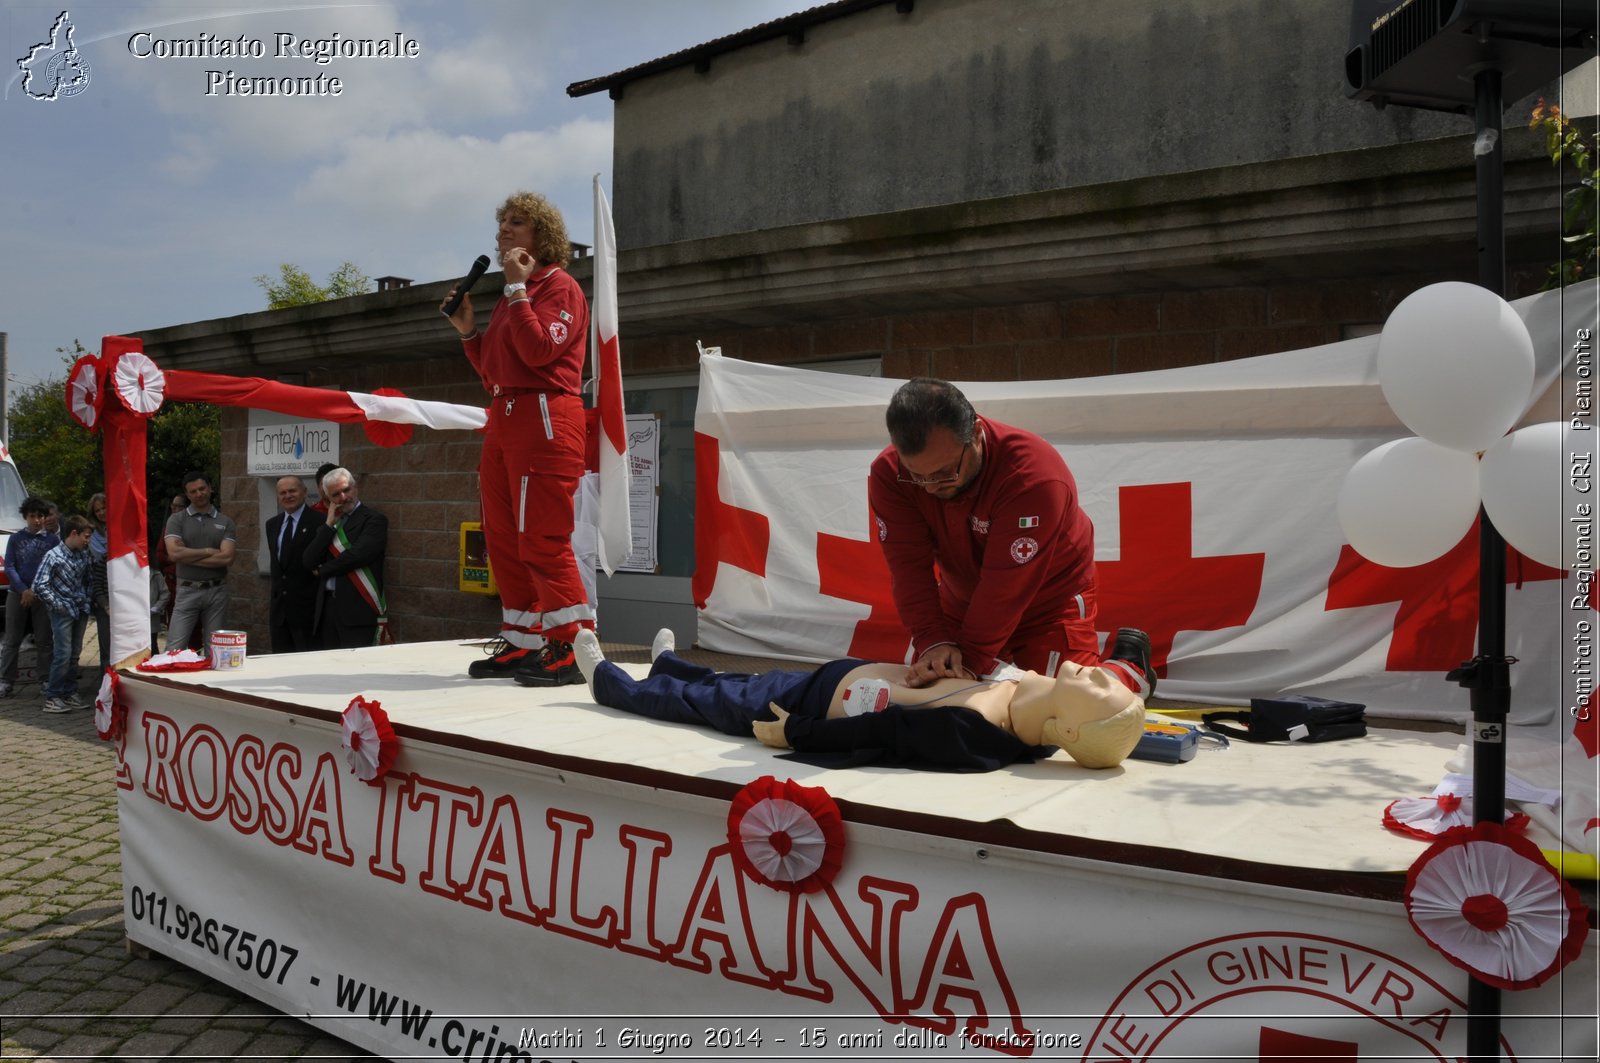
top-left (1009, 662), bottom-right (1144, 768)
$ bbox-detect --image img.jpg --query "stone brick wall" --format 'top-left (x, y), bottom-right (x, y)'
top-left (621, 270), bottom-right (1546, 381)
top-left (216, 353), bottom-right (501, 653)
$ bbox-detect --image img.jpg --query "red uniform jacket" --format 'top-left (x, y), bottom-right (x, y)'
top-left (868, 417), bottom-right (1096, 677)
top-left (462, 265), bottom-right (587, 397)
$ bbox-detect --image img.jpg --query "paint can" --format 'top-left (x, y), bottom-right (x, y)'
top-left (209, 630), bottom-right (247, 670)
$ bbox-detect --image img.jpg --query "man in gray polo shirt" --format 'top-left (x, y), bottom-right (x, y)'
top-left (163, 471), bottom-right (236, 653)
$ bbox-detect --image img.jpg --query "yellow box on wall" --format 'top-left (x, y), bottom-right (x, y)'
top-left (458, 522), bottom-right (497, 595)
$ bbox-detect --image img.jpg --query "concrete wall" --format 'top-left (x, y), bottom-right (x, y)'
top-left (612, 0), bottom-right (1469, 248)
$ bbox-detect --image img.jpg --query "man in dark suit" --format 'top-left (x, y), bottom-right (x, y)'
top-left (302, 467), bottom-right (388, 650)
top-left (265, 475), bottom-right (319, 653)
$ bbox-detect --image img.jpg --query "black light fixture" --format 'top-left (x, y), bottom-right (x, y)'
top-left (1346, 0), bottom-right (1595, 113)
top-left (1344, 4), bottom-right (1595, 1061)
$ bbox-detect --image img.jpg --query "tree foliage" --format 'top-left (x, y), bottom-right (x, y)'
top-left (5, 341), bottom-right (220, 543)
top-left (1530, 99), bottom-right (1598, 291)
top-left (144, 401), bottom-right (222, 543)
top-left (254, 261), bottom-right (371, 309)
top-left (7, 344), bottom-right (100, 516)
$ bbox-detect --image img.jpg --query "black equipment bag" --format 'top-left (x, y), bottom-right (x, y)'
top-left (1202, 695), bottom-right (1366, 744)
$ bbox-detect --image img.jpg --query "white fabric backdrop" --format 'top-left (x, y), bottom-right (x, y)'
top-left (693, 283), bottom-right (1598, 745)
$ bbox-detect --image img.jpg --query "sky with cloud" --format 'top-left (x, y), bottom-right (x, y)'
top-left (0, 0), bottom-right (800, 412)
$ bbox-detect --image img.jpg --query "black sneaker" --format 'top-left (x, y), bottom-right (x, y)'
top-left (468, 639), bottom-right (535, 679)
top-left (1107, 627), bottom-right (1156, 696)
top-left (513, 640), bottom-right (584, 687)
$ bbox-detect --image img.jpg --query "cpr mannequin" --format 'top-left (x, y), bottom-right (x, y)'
top-left (574, 630), bottom-right (1145, 771)
top-left (752, 660), bottom-right (1143, 768)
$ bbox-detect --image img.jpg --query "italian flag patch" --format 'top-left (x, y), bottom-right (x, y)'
top-left (1018, 516), bottom-right (1039, 528)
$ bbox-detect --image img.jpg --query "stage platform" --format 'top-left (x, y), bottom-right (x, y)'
top-left (113, 640), bottom-right (1597, 1060)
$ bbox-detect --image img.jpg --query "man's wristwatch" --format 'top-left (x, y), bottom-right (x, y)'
top-left (503, 282), bottom-right (526, 298)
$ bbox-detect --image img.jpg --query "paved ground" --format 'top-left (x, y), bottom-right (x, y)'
top-left (0, 636), bottom-right (371, 1061)
top-left (0, 634), bottom-right (795, 1062)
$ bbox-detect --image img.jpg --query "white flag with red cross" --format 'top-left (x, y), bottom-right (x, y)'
top-left (591, 175), bottom-right (632, 575)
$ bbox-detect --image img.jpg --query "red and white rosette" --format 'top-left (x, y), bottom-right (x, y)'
top-left (110, 348), bottom-right (165, 418)
top-left (727, 775), bottom-right (844, 894)
top-left (361, 387), bottom-right (415, 447)
top-left (1405, 820), bottom-right (1590, 990)
top-left (66, 354), bottom-right (103, 430)
top-left (341, 696), bottom-right (398, 786)
top-left (1384, 792), bottom-right (1531, 840)
top-left (94, 670), bottom-right (125, 741)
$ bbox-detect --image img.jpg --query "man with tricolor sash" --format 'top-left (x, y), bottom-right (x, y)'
top-left (302, 467), bottom-right (388, 650)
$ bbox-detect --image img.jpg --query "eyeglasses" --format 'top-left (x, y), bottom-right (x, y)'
top-left (898, 442), bottom-right (970, 487)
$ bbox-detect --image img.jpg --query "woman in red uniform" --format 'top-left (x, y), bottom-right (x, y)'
top-left (442, 191), bottom-right (593, 685)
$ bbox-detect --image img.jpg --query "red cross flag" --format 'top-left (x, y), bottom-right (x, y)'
top-left (590, 176), bottom-right (632, 574)
top-left (690, 286), bottom-right (1588, 746)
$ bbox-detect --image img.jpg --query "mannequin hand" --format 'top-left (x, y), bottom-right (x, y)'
top-left (753, 704), bottom-right (791, 749)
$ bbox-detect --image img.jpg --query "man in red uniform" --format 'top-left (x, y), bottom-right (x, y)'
top-left (868, 378), bottom-right (1152, 695)
top-left (442, 191), bottom-right (593, 685)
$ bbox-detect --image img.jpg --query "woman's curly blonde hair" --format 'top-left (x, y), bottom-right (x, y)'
top-left (496, 191), bottom-right (572, 267)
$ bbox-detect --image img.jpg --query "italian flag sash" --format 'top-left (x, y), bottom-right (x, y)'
top-left (329, 523), bottom-right (390, 646)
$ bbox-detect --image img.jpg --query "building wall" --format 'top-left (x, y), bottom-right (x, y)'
top-left (212, 353), bottom-right (503, 653)
top-left (623, 268), bottom-right (1550, 379)
top-left (144, 0), bottom-right (1582, 649)
top-left (611, 0), bottom-right (1468, 248)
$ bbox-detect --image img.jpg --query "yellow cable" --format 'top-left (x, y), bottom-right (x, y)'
top-left (1541, 849), bottom-right (1599, 880)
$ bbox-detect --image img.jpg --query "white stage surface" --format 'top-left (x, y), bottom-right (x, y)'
top-left (138, 640), bottom-right (1464, 877)
top-left (115, 641), bottom-right (1598, 1061)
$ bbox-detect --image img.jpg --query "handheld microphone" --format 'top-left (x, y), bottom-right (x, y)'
top-left (441, 254), bottom-right (492, 317)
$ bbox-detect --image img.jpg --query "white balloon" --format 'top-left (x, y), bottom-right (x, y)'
top-left (1480, 421), bottom-right (1578, 570)
top-left (1338, 437), bottom-right (1481, 568)
top-left (1377, 282), bottom-right (1534, 453)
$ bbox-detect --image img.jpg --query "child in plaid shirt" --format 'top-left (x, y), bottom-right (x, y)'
top-left (34, 514), bottom-right (93, 714)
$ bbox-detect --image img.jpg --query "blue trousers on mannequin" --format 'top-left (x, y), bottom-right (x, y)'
top-left (592, 653), bottom-right (865, 736)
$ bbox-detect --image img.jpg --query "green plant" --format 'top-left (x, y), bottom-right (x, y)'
top-left (1530, 98), bottom-right (1598, 290)
top-left (254, 261), bottom-right (371, 309)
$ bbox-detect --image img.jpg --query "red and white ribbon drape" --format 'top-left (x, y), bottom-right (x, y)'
top-left (74, 336), bottom-right (489, 667)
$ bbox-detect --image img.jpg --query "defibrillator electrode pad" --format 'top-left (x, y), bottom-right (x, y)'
top-left (842, 677), bottom-right (893, 716)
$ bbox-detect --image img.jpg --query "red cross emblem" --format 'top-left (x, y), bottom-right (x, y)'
top-left (1097, 482), bottom-right (1266, 675)
top-left (691, 433), bottom-right (770, 609)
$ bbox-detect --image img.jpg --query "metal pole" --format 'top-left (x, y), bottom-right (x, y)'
top-left (0, 331), bottom-right (8, 441)
top-left (1464, 62), bottom-right (1508, 1063)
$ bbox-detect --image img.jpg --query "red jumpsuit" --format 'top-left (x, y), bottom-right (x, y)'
top-left (462, 265), bottom-right (594, 646)
top-left (868, 417), bottom-right (1100, 680)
